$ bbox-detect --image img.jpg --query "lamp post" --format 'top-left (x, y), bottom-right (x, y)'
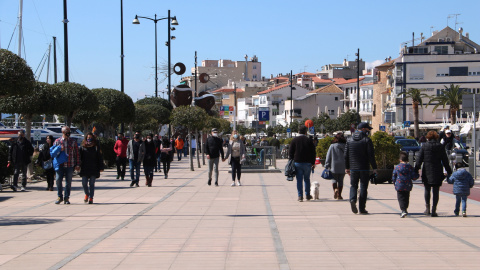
top-left (133, 11), bottom-right (178, 98)
top-left (120, 0), bottom-right (125, 133)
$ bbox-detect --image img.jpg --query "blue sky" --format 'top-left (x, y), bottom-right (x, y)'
top-left (1, 0), bottom-right (480, 101)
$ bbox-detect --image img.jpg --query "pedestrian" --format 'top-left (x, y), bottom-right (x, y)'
top-left (191, 135), bottom-right (197, 157)
top-left (7, 130), bottom-right (34, 192)
top-left (392, 151), bottom-right (419, 218)
top-left (447, 163), bottom-right (475, 217)
top-left (160, 137), bottom-right (172, 179)
top-left (52, 126), bottom-right (81, 204)
top-left (143, 134), bottom-right (156, 186)
top-left (324, 132), bottom-right (347, 200)
top-left (79, 132), bottom-right (104, 204)
top-left (441, 130), bottom-right (455, 151)
top-left (205, 128), bottom-right (225, 186)
top-left (153, 135), bottom-right (162, 172)
top-left (183, 137), bottom-right (189, 157)
top-left (127, 133), bottom-right (145, 187)
top-left (224, 130), bottom-right (245, 186)
top-left (175, 135), bottom-right (184, 161)
top-left (170, 138), bottom-right (175, 162)
top-left (414, 130), bottom-right (452, 217)
top-left (35, 135), bottom-right (55, 191)
top-left (270, 134), bottom-right (280, 149)
top-left (289, 126), bottom-right (316, 202)
top-left (345, 122), bottom-right (377, 214)
top-left (114, 132), bottom-right (129, 180)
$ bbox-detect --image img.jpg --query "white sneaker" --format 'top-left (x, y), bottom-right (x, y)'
top-left (21, 186), bottom-right (26, 191)
top-left (400, 211), bottom-right (407, 218)
top-left (237, 181), bottom-right (242, 186)
top-left (231, 182), bottom-right (236, 186)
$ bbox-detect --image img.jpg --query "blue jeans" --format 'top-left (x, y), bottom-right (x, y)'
top-left (82, 176), bottom-right (96, 198)
top-left (56, 166), bottom-right (74, 199)
top-left (455, 195), bottom-right (468, 213)
top-left (129, 159), bottom-right (141, 184)
top-left (183, 146), bottom-right (188, 157)
top-left (295, 162), bottom-right (312, 197)
top-left (350, 171), bottom-right (370, 211)
top-left (156, 156), bottom-right (162, 172)
top-left (177, 150), bottom-right (182, 161)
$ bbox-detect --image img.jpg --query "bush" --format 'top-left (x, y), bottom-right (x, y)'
top-left (280, 138), bottom-right (293, 145)
top-left (371, 131), bottom-right (401, 169)
top-left (99, 137), bottom-right (116, 168)
top-left (316, 136), bottom-right (334, 159)
top-left (0, 142), bottom-right (13, 180)
top-left (31, 153), bottom-right (44, 176)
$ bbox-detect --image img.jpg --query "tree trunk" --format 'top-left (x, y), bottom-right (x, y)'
top-left (189, 131), bottom-right (194, 171)
top-left (450, 108), bottom-right (457, 125)
top-left (196, 130), bottom-right (201, 168)
top-left (413, 102), bottom-right (419, 139)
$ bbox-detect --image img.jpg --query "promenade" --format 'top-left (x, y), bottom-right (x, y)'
top-left (0, 159), bottom-right (479, 270)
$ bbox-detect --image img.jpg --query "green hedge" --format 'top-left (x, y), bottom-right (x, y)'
top-left (316, 136), bottom-right (334, 159)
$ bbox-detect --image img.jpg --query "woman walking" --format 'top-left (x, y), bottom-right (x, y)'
top-left (160, 137), bottom-right (173, 179)
top-left (79, 133), bottom-right (104, 204)
top-left (324, 132), bottom-right (347, 199)
top-left (225, 130), bottom-right (246, 186)
top-left (36, 135), bottom-right (55, 191)
top-left (143, 134), bottom-right (156, 187)
top-left (415, 131), bottom-right (452, 217)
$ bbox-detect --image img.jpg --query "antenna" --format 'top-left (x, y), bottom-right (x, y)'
top-left (430, 26), bottom-right (435, 36)
top-left (448, 13), bottom-right (461, 28)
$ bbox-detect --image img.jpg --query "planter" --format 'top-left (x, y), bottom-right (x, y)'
top-left (376, 169), bottom-right (394, 184)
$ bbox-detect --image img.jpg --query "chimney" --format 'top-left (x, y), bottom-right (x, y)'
top-left (466, 32), bottom-right (470, 39)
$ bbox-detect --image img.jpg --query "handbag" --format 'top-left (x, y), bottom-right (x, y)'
top-left (284, 159), bottom-right (296, 181)
top-left (321, 169), bottom-right (334, 180)
top-left (43, 159), bottom-right (53, 170)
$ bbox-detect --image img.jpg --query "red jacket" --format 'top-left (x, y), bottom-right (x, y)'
top-left (114, 138), bottom-right (129, 158)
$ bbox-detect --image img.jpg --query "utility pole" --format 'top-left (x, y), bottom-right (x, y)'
top-left (120, 0), bottom-right (125, 133)
top-left (290, 70), bottom-right (293, 127)
top-left (233, 83), bottom-right (237, 131)
top-left (53, 36), bottom-right (57, 83)
top-left (356, 49), bottom-right (360, 113)
top-left (194, 51), bottom-right (197, 97)
top-left (63, 0), bottom-right (69, 82)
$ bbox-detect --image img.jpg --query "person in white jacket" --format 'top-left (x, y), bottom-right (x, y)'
top-left (324, 132), bottom-right (346, 200)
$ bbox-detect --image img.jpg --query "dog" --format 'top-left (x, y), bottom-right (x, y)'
top-left (311, 181), bottom-right (320, 200)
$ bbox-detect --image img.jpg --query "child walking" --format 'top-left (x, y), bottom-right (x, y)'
top-left (447, 163), bottom-right (475, 217)
top-left (392, 151), bottom-right (419, 218)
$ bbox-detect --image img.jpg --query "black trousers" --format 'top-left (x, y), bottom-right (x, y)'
top-left (46, 168), bottom-right (55, 189)
top-left (162, 160), bottom-right (171, 175)
top-left (231, 157), bottom-right (241, 181)
top-left (349, 171), bottom-right (370, 211)
top-left (424, 183), bottom-right (440, 209)
top-left (397, 191), bottom-right (410, 211)
top-left (116, 157), bottom-right (127, 178)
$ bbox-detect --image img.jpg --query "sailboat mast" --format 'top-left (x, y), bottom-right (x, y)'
top-left (17, 0), bottom-right (23, 57)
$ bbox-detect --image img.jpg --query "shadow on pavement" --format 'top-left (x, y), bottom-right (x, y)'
top-left (0, 217), bottom-right (61, 226)
top-left (0, 196), bottom-right (14, 202)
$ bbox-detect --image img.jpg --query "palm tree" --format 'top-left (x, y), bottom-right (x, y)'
top-left (398, 88), bottom-right (429, 139)
top-left (427, 84), bottom-right (463, 125)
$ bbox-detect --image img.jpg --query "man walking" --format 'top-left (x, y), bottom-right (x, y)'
top-left (127, 133), bottom-right (145, 187)
top-left (114, 133), bottom-right (129, 180)
top-left (289, 126), bottom-right (316, 201)
top-left (175, 135), bottom-right (184, 161)
top-left (345, 122), bottom-right (377, 214)
top-left (8, 130), bottom-right (34, 191)
top-left (54, 126), bottom-right (81, 204)
top-left (205, 128), bottom-right (224, 186)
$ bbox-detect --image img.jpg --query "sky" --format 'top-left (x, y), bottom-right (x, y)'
top-left (1, 0), bottom-right (480, 101)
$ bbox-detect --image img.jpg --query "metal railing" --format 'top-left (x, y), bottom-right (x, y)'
top-left (243, 146), bottom-right (277, 170)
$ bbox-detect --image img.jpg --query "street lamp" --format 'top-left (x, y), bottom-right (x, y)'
top-left (133, 10), bottom-right (178, 99)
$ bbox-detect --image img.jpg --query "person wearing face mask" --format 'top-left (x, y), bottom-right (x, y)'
top-left (160, 137), bottom-right (173, 179)
top-left (114, 133), bottom-right (129, 180)
top-left (36, 135), bottom-right (55, 191)
top-left (79, 133), bottom-right (104, 204)
top-left (8, 130), bottom-right (34, 192)
top-left (345, 122), bottom-right (377, 214)
top-left (205, 128), bottom-right (225, 186)
top-left (224, 130), bottom-right (245, 186)
top-left (127, 132), bottom-right (145, 187)
top-left (52, 126), bottom-right (81, 204)
top-left (143, 134), bottom-right (156, 186)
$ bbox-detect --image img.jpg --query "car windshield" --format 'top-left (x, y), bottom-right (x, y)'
top-left (398, 140), bottom-right (419, 147)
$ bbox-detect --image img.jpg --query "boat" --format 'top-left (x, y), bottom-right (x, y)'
top-left (0, 122), bottom-right (84, 145)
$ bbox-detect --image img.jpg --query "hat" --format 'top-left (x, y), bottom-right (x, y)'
top-left (357, 122), bottom-right (373, 130)
top-left (445, 130), bottom-right (452, 134)
top-left (211, 128), bottom-right (218, 132)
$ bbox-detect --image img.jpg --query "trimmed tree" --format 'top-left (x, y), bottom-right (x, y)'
top-left (398, 88), bottom-right (428, 139)
top-left (0, 49), bottom-right (35, 97)
top-left (92, 88), bottom-right (135, 137)
top-left (53, 82), bottom-right (99, 127)
top-left (427, 83), bottom-right (463, 125)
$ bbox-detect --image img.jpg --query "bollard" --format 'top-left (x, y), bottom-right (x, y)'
top-left (408, 151), bottom-right (414, 166)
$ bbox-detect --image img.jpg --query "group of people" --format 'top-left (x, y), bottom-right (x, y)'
top-left (289, 122), bottom-right (475, 217)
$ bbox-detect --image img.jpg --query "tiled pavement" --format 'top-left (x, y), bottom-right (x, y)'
top-left (0, 159), bottom-right (479, 270)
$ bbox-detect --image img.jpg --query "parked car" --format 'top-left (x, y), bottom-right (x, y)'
top-left (394, 136), bottom-right (405, 141)
top-left (395, 139), bottom-right (421, 153)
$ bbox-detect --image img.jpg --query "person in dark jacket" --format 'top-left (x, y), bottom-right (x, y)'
top-left (447, 163), bottom-right (474, 217)
top-left (414, 131), bottom-right (452, 217)
top-left (36, 135), bottom-right (55, 191)
top-left (143, 134), bottom-right (157, 186)
top-left (345, 122), bottom-right (377, 214)
top-left (441, 129), bottom-right (455, 151)
top-left (8, 130), bottom-right (34, 192)
top-left (205, 128), bottom-right (225, 186)
top-left (160, 137), bottom-right (172, 179)
top-left (79, 133), bottom-right (104, 204)
top-left (289, 126), bottom-right (316, 202)
top-left (392, 151), bottom-right (419, 218)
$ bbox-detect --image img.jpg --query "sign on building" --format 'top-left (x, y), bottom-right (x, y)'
top-left (258, 107), bottom-right (269, 121)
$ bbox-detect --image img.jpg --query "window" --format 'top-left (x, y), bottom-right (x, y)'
top-left (329, 110), bottom-right (335, 115)
top-left (253, 65), bottom-right (257, 70)
top-left (409, 67), bottom-right (424, 80)
top-left (434, 46), bottom-right (448, 54)
top-left (252, 75), bottom-right (257, 80)
top-left (468, 71), bottom-right (480, 76)
top-left (408, 47), bottom-right (428, 54)
top-left (437, 89), bottom-right (445, 96)
top-left (449, 67), bottom-right (468, 76)
top-left (222, 94), bottom-right (230, 99)
top-left (335, 97), bottom-right (339, 101)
